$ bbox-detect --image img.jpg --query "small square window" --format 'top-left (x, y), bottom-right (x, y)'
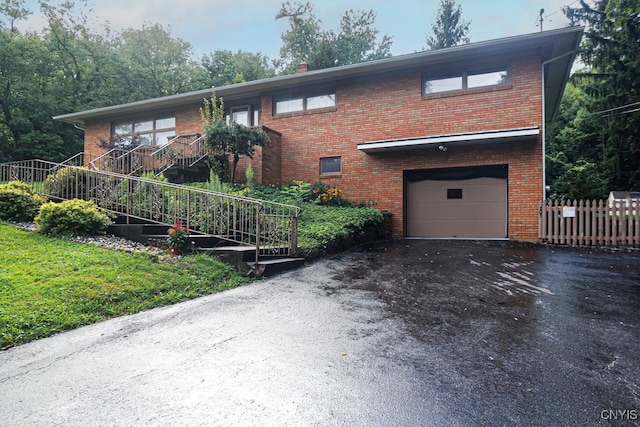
top-left (447, 188), bottom-right (463, 199)
top-left (320, 157), bottom-right (341, 174)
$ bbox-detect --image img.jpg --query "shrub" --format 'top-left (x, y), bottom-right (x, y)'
top-left (35, 199), bottom-right (113, 237)
top-left (44, 167), bottom-right (89, 198)
top-left (0, 181), bottom-right (46, 222)
top-left (297, 205), bottom-right (385, 258)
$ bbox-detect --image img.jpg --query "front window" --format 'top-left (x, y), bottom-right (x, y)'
top-left (113, 116), bottom-right (175, 147)
top-left (226, 105), bottom-right (260, 126)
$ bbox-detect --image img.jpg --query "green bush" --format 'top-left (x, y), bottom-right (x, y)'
top-left (297, 205), bottom-right (385, 258)
top-left (44, 167), bottom-right (89, 198)
top-left (35, 199), bottom-right (113, 237)
top-left (0, 181), bottom-right (46, 222)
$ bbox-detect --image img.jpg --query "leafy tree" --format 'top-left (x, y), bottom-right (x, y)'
top-left (277, 1), bottom-right (392, 72)
top-left (200, 49), bottom-right (276, 87)
top-left (425, 0), bottom-right (470, 50)
top-left (560, 0), bottom-right (640, 193)
top-left (546, 83), bottom-right (609, 198)
top-left (117, 23), bottom-right (207, 99)
top-left (201, 91), bottom-right (269, 183)
top-left (0, 0), bottom-right (30, 32)
top-left (0, 2), bottom-right (84, 162)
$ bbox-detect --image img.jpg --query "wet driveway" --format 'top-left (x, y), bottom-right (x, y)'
top-left (1, 240), bottom-right (639, 426)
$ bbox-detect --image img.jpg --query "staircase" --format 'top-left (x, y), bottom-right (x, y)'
top-left (88, 134), bottom-right (211, 182)
top-left (0, 158), bottom-right (302, 276)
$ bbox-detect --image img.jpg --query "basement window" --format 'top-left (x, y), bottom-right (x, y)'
top-left (320, 156), bottom-right (341, 175)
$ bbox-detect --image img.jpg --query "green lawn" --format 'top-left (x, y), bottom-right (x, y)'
top-left (0, 224), bottom-right (252, 349)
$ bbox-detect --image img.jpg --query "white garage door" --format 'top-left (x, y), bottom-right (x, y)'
top-left (407, 175), bottom-right (507, 238)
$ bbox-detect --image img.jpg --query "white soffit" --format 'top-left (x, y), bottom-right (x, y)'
top-left (357, 127), bottom-right (540, 153)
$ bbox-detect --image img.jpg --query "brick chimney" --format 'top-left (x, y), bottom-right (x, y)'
top-left (296, 62), bottom-right (310, 73)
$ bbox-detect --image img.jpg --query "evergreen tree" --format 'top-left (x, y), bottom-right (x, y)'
top-left (425, 0), bottom-right (470, 50)
top-left (558, 0), bottom-right (640, 194)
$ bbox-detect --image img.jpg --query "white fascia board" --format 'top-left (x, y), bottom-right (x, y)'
top-left (357, 127), bottom-right (540, 153)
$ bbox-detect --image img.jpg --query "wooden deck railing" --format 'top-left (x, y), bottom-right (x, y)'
top-left (539, 199), bottom-right (640, 246)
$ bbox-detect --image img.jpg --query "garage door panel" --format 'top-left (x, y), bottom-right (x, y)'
top-left (412, 201), bottom-right (507, 219)
top-left (407, 175), bottom-right (507, 238)
top-left (409, 219), bottom-right (507, 238)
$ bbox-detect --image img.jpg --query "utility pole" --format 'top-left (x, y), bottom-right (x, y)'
top-left (538, 8), bottom-right (544, 32)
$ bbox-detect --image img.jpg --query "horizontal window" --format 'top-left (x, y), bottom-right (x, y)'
top-left (468, 69), bottom-right (508, 89)
top-left (274, 91), bottom-right (336, 115)
top-left (113, 116), bottom-right (175, 147)
top-left (424, 65), bottom-right (509, 95)
top-left (320, 156), bottom-right (341, 175)
top-left (425, 75), bottom-right (463, 94)
top-left (275, 98), bottom-right (304, 114)
top-left (307, 94), bottom-right (336, 110)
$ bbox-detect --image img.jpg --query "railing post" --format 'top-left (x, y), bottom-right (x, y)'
top-left (255, 203), bottom-right (261, 266)
top-left (291, 214), bottom-right (298, 255)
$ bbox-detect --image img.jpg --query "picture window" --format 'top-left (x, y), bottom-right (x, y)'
top-left (113, 116), bottom-right (175, 147)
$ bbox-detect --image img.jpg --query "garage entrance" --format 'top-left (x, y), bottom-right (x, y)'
top-left (406, 165), bottom-right (508, 238)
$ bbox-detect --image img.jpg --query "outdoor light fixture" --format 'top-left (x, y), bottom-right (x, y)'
top-left (438, 145), bottom-right (448, 152)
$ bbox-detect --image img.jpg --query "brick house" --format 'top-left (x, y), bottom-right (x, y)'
top-left (54, 27), bottom-right (583, 241)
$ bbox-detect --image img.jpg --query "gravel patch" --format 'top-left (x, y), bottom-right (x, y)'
top-left (12, 222), bottom-right (166, 256)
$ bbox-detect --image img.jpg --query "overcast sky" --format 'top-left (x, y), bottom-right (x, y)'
top-left (19, 0), bottom-right (580, 59)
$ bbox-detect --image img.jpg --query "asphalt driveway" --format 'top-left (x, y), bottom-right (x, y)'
top-left (1, 240), bottom-right (639, 426)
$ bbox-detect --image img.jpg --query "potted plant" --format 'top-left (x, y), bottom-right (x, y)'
top-left (166, 221), bottom-right (188, 255)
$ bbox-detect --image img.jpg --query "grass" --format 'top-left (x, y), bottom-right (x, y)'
top-left (0, 180), bottom-right (388, 349)
top-left (0, 223), bottom-right (252, 349)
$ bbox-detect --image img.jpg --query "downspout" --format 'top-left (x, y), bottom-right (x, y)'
top-left (541, 49), bottom-right (579, 199)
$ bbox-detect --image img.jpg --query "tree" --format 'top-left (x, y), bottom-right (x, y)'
top-left (425, 0), bottom-right (470, 50)
top-left (201, 91), bottom-right (269, 184)
top-left (0, 0), bottom-right (30, 32)
top-left (117, 23), bottom-right (207, 99)
top-left (546, 83), bottom-right (610, 198)
top-left (560, 0), bottom-right (640, 192)
top-left (200, 49), bottom-right (276, 87)
top-left (277, 1), bottom-right (392, 72)
top-left (0, 1), bottom-right (86, 162)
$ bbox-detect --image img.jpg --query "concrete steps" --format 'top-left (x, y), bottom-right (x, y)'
top-left (108, 217), bottom-right (304, 276)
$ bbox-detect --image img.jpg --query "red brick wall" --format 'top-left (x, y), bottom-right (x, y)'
top-left (175, 106), bottom-right (203, 135)
top-left (82, 54), bottom-right (544, 241)
top-left (83, 121), bottom-right (112, 166)
top-left (260, 55), bottom-right (544, 240)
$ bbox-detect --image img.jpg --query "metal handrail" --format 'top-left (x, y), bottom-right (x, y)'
top-left (151, 134), bottom-right (209, 175)
top-left (89, 147), bottom-right (128, 171)
top-left (1, 159), bottom-right (300, 263)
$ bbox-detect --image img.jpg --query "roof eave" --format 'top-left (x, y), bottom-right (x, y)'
top-left (53, 26), bottom-right (584, 127)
